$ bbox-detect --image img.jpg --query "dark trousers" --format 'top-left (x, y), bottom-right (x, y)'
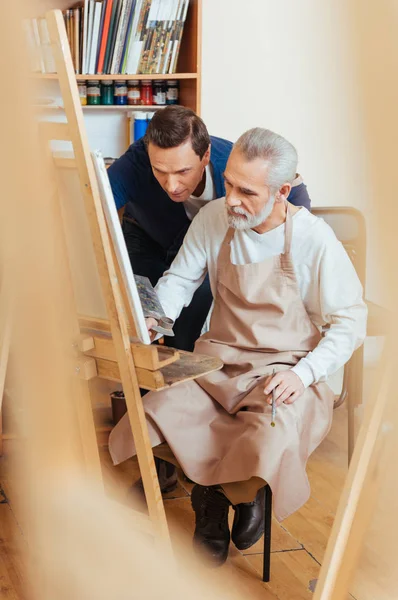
top-left (122, 218), bottom-right (213, 352)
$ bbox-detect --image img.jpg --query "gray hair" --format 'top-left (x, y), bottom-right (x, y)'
top-left (234, 128), bottom-right (298, 190)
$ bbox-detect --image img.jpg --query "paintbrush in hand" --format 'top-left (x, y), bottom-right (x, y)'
top-left (271, 368), bottom-right (276, 427)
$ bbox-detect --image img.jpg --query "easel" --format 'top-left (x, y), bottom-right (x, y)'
top-left (0, 278), bottom-right (11, 458)
top-left (38, 9), bottom-right (221, 549)
top-left (313, 347), bottom-right (393, 599)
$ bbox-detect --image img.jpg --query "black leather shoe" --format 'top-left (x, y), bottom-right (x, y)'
top-left (231, 487), bottom-right (265, 550)
top-left (133, 457), bottom-right (177, 500)
top-left (154, 457), bottom-right (178, 493)
top-left (111, 391), bottom-right (178, 494)
top-left (191, 485), bottom-right (231, 567)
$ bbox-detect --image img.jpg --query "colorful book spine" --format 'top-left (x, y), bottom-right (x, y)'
top-left (95, 0), bottom-right (107, 72)
top-left (74, 8), bottom-right (80, 73)
top-left (103, 0), bottom-right (120, 73)
top-left (111, 0), bottom-right (134, 74)
top-left (120, 0), bottom-right (136, 73)
top-left (82, 0), bottom-right (89, 73)
top-left (97, 0), bottom-right (113, 74)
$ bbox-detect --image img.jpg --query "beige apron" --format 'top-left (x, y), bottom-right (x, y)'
top-left (109, 204), bottom-right (334, 521)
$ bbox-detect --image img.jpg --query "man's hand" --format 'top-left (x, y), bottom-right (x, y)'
top-left (145, 317), bottom-right (158, 342)
top-left (264, 370), bottom-right (305, 406)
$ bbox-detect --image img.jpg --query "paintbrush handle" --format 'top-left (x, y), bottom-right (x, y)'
top-left (271, 368), bottom-right (277, 425)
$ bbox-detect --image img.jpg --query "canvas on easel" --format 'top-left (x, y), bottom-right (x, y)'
top-left (90, 150), bottom-right (151, 345)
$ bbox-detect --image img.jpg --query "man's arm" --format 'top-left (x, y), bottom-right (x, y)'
top-left (155, 209), bottom-right (209, 323)
top-left (265, 231), bottom-right (367, 404)
top-left (107, 154), bottom-right (132, 210)
top-left (289, 175), bottom-right (311, 210)
top-left (291, 235), bottom-right (367, 388)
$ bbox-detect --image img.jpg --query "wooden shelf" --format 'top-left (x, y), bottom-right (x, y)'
top-left (34, 104), bottom-right (166, 111)
top-left (83, 105), bottom-right (162, 111)
top-left (94, 350), bottom-right (223, 391)
top-left (32, 73), bottom-right (198, 81)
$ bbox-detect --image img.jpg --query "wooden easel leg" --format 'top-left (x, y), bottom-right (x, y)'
top-left (118, 366), bottom-right (171, 546)
top-left (347, 346), bottom-right (364, 464)
top-left (347, 399), bottom-right (355, 464)
top-left (0, 308), bottom-right (11, 459)
top-left (0, 410), bottom-right (3, 458)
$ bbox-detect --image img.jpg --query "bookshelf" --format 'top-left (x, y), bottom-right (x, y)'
top-left (36, 0), bottom-right (202, 114)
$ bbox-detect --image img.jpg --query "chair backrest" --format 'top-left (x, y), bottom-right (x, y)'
top-left (312, 206), bottom-right (367, 411)
top-left (312, 207), bottom-right (366, 289)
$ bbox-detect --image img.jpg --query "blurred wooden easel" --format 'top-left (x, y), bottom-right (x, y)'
top-left (34, 9), bottom-right (221, 549)
top-left (314, 350), bottom-right (393, 599)
top-left (0, 276), bottom-right (10, 457)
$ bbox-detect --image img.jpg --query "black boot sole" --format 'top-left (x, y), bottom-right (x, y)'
top-left (132, 475), bottom-right (178, 499)
top-left (193, 538), bottom-right (230, 568)
top-left (160, 479), bottom-right (178, 494)
top-left (233, 524), bottom-right (265, 551)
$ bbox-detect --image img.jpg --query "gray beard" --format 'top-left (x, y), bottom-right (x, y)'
top-left (226, 194), bottom-right (276, 230)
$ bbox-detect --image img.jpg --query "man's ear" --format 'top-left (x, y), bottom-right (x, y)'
top-left (276, 183), bottom-right (292, 202)
top-left (202, 144), bottom-right (211, 167)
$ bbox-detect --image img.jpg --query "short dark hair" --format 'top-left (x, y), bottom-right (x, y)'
top-left (145, 105), bottom-right (210, 159)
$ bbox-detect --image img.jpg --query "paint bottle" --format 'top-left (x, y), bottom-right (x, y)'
top-left (127, 80), bottom-right (141, 105)
top-left (141, 80), bottom-right (153, 105)
top-left (87, 80), bottom-right (101, 105)
top-left (100, 80), bottom-right (114, 105)
top-left (114, 81), bottom-right (128, 105)
top-left (146, 111), bottom-right (155, 124)
top-left (78, 81), bottom-right (87, 106)
top-left (153, 80), bottom-right (166, 105)
top-left (166, 80), bottom-right (179, 104)
top-left (134, 112), bottom-right (148, 141)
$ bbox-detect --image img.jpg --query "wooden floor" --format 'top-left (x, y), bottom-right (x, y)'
top-left (0, 399), bottom-right (354, 600)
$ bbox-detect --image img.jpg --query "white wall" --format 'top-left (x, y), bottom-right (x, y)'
top-left (201, 0), bottom-right (370, 212)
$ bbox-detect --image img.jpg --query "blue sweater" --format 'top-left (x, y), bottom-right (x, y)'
top-left (108, 136), bottom-right (311, 254)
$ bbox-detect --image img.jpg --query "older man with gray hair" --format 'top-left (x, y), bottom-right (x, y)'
top-left (109, 128), bottom-right (367, 566)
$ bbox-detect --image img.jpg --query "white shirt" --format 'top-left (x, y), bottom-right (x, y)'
top-left (183, 164), bottom-right (216, 220)
top-left (155, 198), bottom-right (367, 388)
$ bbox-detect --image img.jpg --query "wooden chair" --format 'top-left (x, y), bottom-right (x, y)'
top-left (262, 206), bottom-right (388, 583)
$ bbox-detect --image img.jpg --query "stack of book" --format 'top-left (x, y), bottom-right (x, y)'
top-left (24, 1), bottom-right (189, 76)
top-left (64, 0), bottom-right (190, 75)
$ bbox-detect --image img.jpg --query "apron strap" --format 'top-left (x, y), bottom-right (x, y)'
top-left (217, 227), bottom-right (235, 270)
top-left (283, 202), bottom-right (293, 255)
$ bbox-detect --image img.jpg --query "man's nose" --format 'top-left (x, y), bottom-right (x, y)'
top-left (165, 175), bottom-right (179, 193)
top-left (226, 191), bottom-right (242, 207)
